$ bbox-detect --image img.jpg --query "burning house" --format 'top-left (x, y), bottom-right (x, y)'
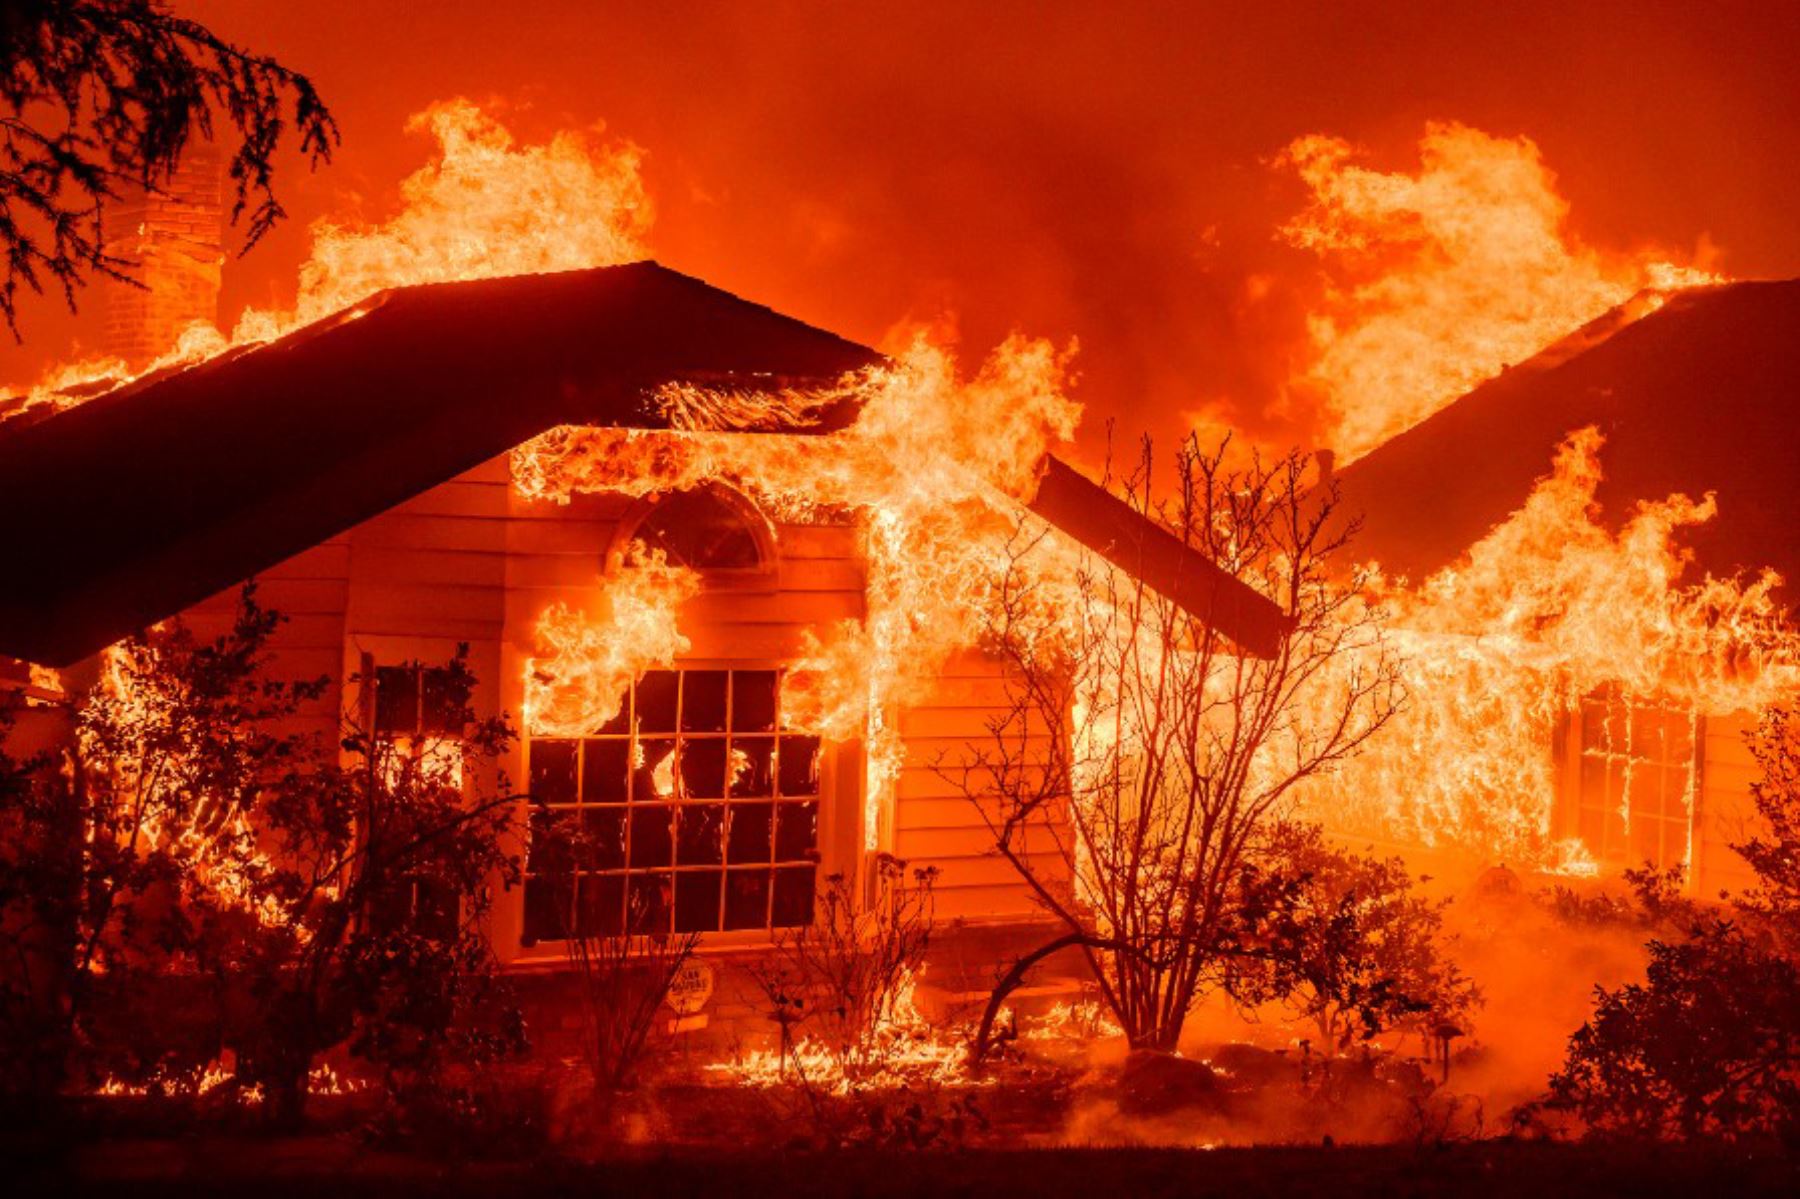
top-left (0, 253), bottom-right (1293, 1044)
top-left (1324, 279), bottom-right (1800, 894)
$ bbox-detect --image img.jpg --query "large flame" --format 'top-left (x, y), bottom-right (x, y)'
top-left (513, 334), bottom-right (1082, 848)
top-left (1280, 122), bottom-right (1723, 462)
top-left (523, 548), bottom-right (700, 739)
top-left (1308, 428), bottom-right (1798, 864)
top-left (5, 100), bottom-right (650, 426)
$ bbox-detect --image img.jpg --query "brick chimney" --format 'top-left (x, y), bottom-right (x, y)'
top-left (102, 141), bottom-right (225, 368)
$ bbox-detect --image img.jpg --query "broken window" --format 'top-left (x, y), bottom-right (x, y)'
top-left (1561, 685), bottom-right (1699, 872)
top-left (521, 667), bottom-right (822, 945)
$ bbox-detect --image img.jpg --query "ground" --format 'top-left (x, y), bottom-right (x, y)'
top-left (20, 1139), bottom-right (1800, 1198)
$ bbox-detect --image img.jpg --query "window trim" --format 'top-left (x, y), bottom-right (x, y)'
top-left (1554, 684), bottom-right (1703, 877)
top-left (509, 657), bottom-right (852, 962)
top-left (606, 481), bottom-right (780, 593)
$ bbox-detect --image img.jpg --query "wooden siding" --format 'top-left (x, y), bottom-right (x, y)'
top-left (1694, 710), bottom-right (1762, 896)
top-left (890, 648), bottom-right (1067, 921)
top-left (164, 449), bottom-right (1078, 945)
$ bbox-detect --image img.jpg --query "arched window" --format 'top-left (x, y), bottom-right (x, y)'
top-left (610, 482), bottom-right (777, 585)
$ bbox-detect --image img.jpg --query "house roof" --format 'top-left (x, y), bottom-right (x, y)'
top-left (0, 261), bottom-right (1290, 666)
top-left (0, 263), bottom-right (876, 664)
top-left (1335, 279), bottom-right (1800, 599)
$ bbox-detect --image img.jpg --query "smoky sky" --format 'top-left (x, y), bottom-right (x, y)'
top-left (5, 0), bottom-right (1797, 458)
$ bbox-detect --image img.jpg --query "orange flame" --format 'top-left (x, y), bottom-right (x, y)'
top-left (513, 335), bottom-right (1082, 847)
top-left (1307, 428), bottom-right (1798, 864)
top-left (523, 548), bottom-right (700, 739)
top-left (6, 100), bottom-right (650, 427)
top-left (1280, 122), bottom-right (1724, 461)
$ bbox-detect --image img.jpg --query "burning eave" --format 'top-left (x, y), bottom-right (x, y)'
top-left (0, 262), bottom-right (877, 666)
top-left (1026, 456), bottom-right (1292, 659)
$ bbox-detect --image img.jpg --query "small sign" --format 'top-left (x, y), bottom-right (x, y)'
top-left (665, 958), bottom-right (715, 1017)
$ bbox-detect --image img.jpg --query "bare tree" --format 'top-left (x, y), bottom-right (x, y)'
top-left (1, 0), bottom-right (338, 334)
top-left (950, 436), bottom-right (1401, 1056)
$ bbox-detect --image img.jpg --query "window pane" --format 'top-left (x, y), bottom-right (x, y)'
top-left (594, 688), bottom-right (632, 736)
top-left (581, 806), bottom-right (628, 871)
top-left (576, 874), bottom-right (626, 938)
top-left (724, 869), bottom-right (771, 930)
top-left (582, 739), bottom-right (631, 803)
top-left (676, 804), bottom-right (725, 866)
top-left (732, 737), bottom-right (775, 797)
top-left (523, 876), bottom-right (573, 945)
top-left (375, 665), bottom-right (418, 735)
top-left (1629, 816), bottom-right (1662, 868)
top-left (683, 671), bottom-right (728, 732)
top-left (726, 802), bottom-right (773, 864)
top-left (772, 866), bottom-right (817, 928)
top-left (419, 667), bottom-right (465, 735)
top-left (682, 738), bottom-right (728, 799)
top-left (528, 809), bottom-right (577, 875)
top-left (636, 671), bottom-right (680, 734)
top-left (627, 873), bottom-right (673, 935)
top-left (775, 801), bottom-right (819, 862)
top-left (1580, 698), bottom-right (1610, 751)
top-left (732, 671), bottom-right (778, 732)
top-left (630, 805), bottom-right (674, 868)
top-left (636, 488), bottom-right (763, 571)
top-left (635, 738), bottom-right (679, 801)
top-left (778, 736), bottom-right (821, 797)
top-left (675, 870), bottom-right (723, 933)
top-left (530, 739), bottom-right (579, 805)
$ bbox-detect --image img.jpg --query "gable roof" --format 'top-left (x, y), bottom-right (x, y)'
top-left (0, 263), bottom-right (875, 664)
top-left (1336, 279), bottom-right (1800, 598)
top-left (0, 262), bottom-right (1289, 666)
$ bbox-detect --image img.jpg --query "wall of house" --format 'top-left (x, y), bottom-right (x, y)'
top-left (1693, 711), bottom-right (1763, 896)
top-left (893, 649), bottom-right (1066, 922)
top-left (169, 451), bottom-right (1069, 966)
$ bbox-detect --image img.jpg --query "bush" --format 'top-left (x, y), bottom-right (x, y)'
top-left (1235, 823), bottom-right (1481, 1054)
top-left (1547, 708), bottom-right (1800, 1142)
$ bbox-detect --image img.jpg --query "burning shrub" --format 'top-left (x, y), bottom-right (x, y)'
top-left (0, 590), bottom-right (528, 1129)
top-left (736, 857), bottom-right (976, 1146)
top-left (950, 436), bottom-right (1401, 1056)
top-left (748, 855), bottom-right (940, 1086)
top-left (1547, 708), bottom-right (1800, 1143)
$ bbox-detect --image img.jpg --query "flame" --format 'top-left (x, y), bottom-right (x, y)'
top-left (709, 967), bottom-right (978, 1093)
top-left (523, 547), bottom-right (701, 738)
top-left (513, 335), bottom-right (1082, 846)
top-left (258, 98), bottom-right (651, 338)
top-left (1280, 122), bottom-right (1724, 461)
top-left (1306, 428), bottom-right (1799, 863)
top-left (4, 100), bottom-right (649, 428)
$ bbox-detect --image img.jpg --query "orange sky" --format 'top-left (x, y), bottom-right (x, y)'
top-left (5, 0), bottom-right (1797, 452)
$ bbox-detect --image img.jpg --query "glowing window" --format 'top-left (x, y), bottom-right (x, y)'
top-left (627, 485), bottom-right (769, 574)
top-left (1566, 686), bottom-right (1698, 871)
top-left (521, 667), bottom-right (822, 945)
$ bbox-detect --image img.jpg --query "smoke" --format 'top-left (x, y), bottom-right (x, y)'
top-left (13, 1), bottom-right (1789, 457)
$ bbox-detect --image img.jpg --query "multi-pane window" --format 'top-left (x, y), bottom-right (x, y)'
top-left (367, 660), bottom-right (468, 939)
top-left (373, 663), bottom-right (467, 738)
top-left (1570, 686), bottom-right (1698, 871)
top-left (521, 668), bottom-right (822, 945)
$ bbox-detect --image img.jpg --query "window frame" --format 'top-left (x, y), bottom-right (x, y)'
top-left (512, 657), bottom-right (850, 958)
top-left (606, 482), bottom-right (781, 593)
top-left (1554, 684), bottom-right (1703, 875)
